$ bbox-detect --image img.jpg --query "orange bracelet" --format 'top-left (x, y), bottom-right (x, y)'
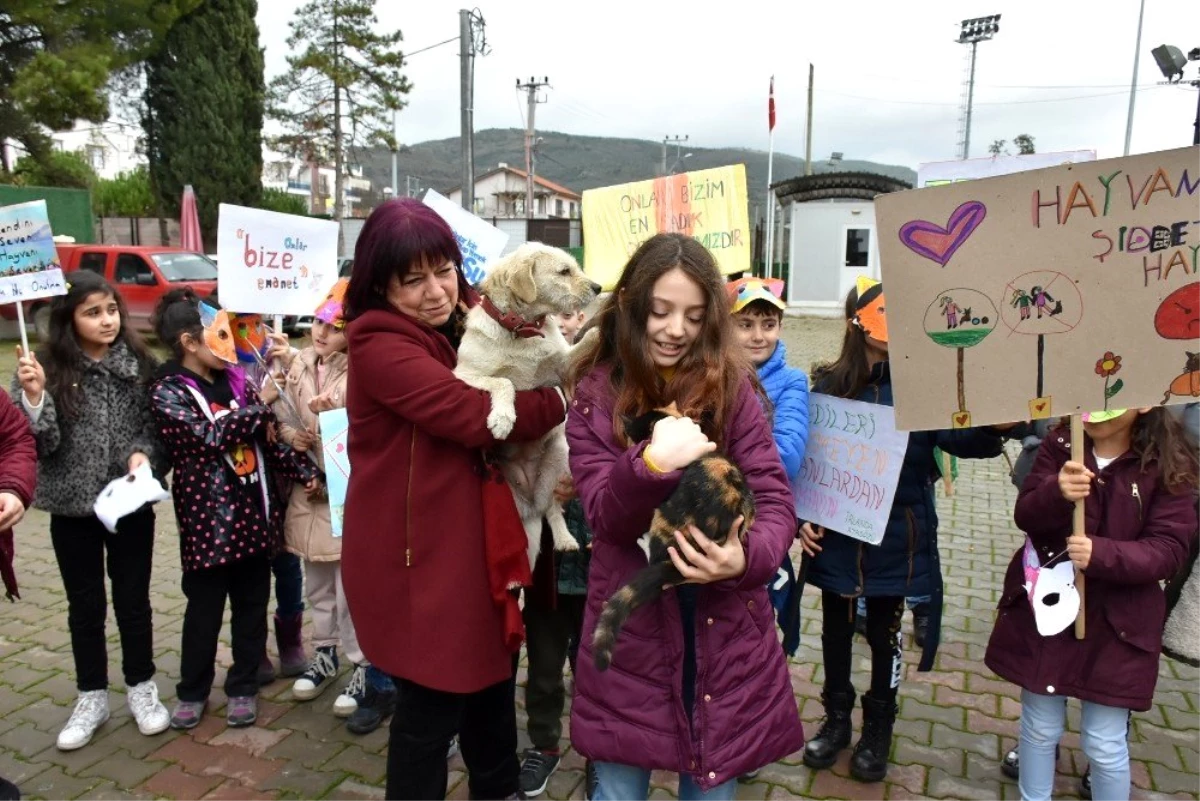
top-left (643, 448), bottom-right (667, 474)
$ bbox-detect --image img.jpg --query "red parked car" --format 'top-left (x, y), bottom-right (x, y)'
top-left (1, 245), bottom-right (218, 339)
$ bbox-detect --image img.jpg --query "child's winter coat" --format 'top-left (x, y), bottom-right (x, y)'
top-left (756, 339), bottom-right (809, 481)
top-left (985, 428), bottom-right (1197, 711)
top-left (277, 348), bottom-right (348, 562)
top-left (149, 363), bottom-right (318, 572)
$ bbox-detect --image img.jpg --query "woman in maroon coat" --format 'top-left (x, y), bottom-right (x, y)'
top-left (986, 408), bottom-right (1197, 801)
top-left (340, 199), bottom-right (567, 801)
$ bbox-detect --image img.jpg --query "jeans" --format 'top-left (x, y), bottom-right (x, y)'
top-left (824, 592), bottom-right (904, 698)
top-left (591, 762), bottom-right (737, 801)
top-left (50, 508), bottom-right (157, 691)
top-left (385, 663), bottom-right (520, 799)
top-left (177, 555), bottom-right (271, 701)
top-left (272, 551), bottom-right (304, 616)
top-left (1019, 690), bottom-right (1130, 801)
top-left (856, 594), bottom-right (931, 617)
top-left (523, 590), bottom-right (586, 751)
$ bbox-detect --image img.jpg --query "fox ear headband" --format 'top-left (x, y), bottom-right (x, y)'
top-left (852, 276), bottom-right (888, 343)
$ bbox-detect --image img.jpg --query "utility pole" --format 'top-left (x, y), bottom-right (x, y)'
top-left (390, 109), bottom-right (399, 198)
top-left (460, 10), bottom-right (488, 212)
top-left (662, 135), bottom-right (688, 175)
top-left (1123, 0), bottom-right (1147, 155)
top-left (805, 64), bottom-right (814, 176)
top-left (517, 76), bottom-right (550, 218)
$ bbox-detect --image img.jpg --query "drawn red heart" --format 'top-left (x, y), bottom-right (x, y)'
top-left (954, 413), bottom-right (969, 426)
top-left (1035, 402), bottom-right (1046, 413)
top-left (898, 201), bottom-right (987, 266)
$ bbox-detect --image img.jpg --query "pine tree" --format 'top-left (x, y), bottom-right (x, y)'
top-left (143, 0), bottom-right (265, 243)
top-left (267, 0), bottom-right (410, 227)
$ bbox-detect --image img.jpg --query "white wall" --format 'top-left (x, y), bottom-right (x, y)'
top-left (50, 121), bottom-right (143, 180)
top-left (787, 200), bottom-right (880, 310)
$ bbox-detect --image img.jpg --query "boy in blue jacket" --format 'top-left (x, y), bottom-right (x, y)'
top-left (728, 276), bottom-right (809, 655)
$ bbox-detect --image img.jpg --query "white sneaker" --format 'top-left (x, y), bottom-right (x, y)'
top-left (127, 680), bottom-right (170, 736)
top-left (333, 663), bottom-right (367, 718)
top-left (57, 690), bottom-right (110, 751)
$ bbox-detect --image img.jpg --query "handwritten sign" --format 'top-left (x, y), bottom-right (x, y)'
top-left (422, 189), bottom-right (509, 286)
top-left (319, 408), bottom-right (350, 538)
top-left (0, 200), bottom-right (67, 303)
top-left (792, 394), bottom-right (909, 545)
top-left (876, 146), bottom-right (1200, 431)
top-left (581, 164), bottom-right (751, 290)
top-left (216, 204), bottom-right (339, 315)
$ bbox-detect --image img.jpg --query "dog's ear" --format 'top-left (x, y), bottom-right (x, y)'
top-left (510, 256), bottom-right (538, 304)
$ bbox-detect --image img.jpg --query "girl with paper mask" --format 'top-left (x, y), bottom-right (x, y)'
top-left (798, 278), bottom-right (1006, 783)
top-left (148, 289), bottom-right (320, 731)
top-left (275, 279), bottom-right (382, 728)
top-left (986, 407), bottom-right (1197, 801)
top-left (8, 270), bottom-right (170, 752)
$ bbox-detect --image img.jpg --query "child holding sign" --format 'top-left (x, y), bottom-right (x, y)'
top-left (275, 279), bottom-right (368, 717)
top-left (9, 271), bottom-right (170, 751)
top-left (149, 289), bottom-right (319, 730)
top-left (986, 408), bottom-right (1197, 801)
top-left (727, 276), bottom-right (808, 658)
top-left (798, 280), bottom-right (1006, 783)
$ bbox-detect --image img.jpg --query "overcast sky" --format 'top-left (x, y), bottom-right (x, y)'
top-left (257, 0), bottom-right (1200, 170)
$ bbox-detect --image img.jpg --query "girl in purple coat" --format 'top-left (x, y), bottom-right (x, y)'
top-left (566, 234), bottom-right (804, 801)
top-left (986, 408), bottom-right (1197, 801)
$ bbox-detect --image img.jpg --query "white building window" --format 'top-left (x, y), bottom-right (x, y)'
top-left (537, 196), bottom-right (547, 216)
top-left (86, 146), bottom-right (106, 171)
top-left (555, 199), bottom-right (564, 217)
top-left (569, 202), bottom-right (577, 218)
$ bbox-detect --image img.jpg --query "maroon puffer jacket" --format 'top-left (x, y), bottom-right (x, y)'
top-left (0, 392), bottom-right (37, 599)
top-left (566, 366), bottom-right (804, 791)
top-left (986, 428), bottom-right (1197, 711)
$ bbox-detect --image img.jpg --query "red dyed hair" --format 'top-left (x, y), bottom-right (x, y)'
top-left (344, 198), bottom-right (464, 321)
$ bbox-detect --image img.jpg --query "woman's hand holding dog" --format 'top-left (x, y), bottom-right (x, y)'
top-left (668, 516), bottom-right (747, 584)
top-left (644, 415), bottom-right (716, 473)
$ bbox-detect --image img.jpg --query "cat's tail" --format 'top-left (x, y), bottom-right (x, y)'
top-left (592, 563), bottom-right (671, 671)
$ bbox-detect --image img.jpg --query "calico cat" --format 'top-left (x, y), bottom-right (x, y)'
top-left (591, 404), bottom-right (756, 671)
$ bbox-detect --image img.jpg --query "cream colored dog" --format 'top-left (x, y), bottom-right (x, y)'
top-left (455, 243), bottom-right (601, 569)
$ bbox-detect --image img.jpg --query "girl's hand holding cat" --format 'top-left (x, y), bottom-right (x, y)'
top-left (1058, 461), bottom-right (1093, 502)
top-left (644, 415), bottom-right (716, 473)
top-left (667, 516), bottom-right (747, 584)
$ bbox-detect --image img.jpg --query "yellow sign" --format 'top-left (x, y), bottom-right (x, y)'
top-left (581, 165), bottom-right (751, 289)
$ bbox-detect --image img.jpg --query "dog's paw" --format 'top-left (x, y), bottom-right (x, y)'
top-left (555, 536), bottom-right (580, 552)
top-left (487, 404), bottom-right (517, 439)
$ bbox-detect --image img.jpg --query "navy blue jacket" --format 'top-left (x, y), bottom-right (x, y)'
top-left (803, 361), bottom-right (1004, 669)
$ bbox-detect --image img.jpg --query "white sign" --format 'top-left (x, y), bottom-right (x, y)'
top-left (422, 189), bottom-right (509, 286)
top-left (792, 394), bottom-right (909, 545)
top-left (0, 200), bottom-right (67, 304)
top-left (917, 150), bottom-right (1096, 188)
top-left (216, 204), bottom-right (339, 315)
top-left (319, 408), bottom-right (350, 538)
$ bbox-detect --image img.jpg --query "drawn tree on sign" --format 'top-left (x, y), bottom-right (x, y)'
top-left (998, 270), bottom-right (1083, 419)
top-left (922, 288), bottom-right (997, 425)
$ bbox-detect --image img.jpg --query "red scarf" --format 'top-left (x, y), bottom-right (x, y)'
top-left (480, 456), bottom-right (532, 651)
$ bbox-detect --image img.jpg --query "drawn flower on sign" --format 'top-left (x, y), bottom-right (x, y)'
top-left (1095, 351), bottom-right (1124, 410)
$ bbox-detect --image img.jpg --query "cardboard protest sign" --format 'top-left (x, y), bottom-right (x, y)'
top-left (917, 150), bottom-right (1096, 188)
top-left (319, 408), bottom-right (350, 538)
top-left (876, 146), bottom-right (1200, 432)
top-left (422, 189), bottom-right (509, 285)
top-left (0, 200), bottom-right (67, 303)
top-left (216, 204), bottom-right (339, 315)
top-left (793, 394), bottom-right (909, 545)
top-left (582, 165), bottom-right (751, 289)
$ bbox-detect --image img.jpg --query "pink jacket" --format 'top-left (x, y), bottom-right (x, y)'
top-left (566, 365), bottom-right (804, 789)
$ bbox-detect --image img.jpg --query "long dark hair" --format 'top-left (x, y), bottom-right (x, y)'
top-left (569, 233), bottom-right (754, 448)
top-left (810, 285), bottom-right (873, 400)
top-left (151, 287), bottom-right (206, 360)
top-left (40, 270), bottom-right (155, 420)
top-left (1131, 408), bottom-right (1199, 494)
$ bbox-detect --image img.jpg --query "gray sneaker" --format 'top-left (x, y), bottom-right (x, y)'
top-left (518, 748), bottom-right (561, 798)
top-left (170, 699), bottom-right (206, 730)
top-left (226, 696), bottom-right (257, 728)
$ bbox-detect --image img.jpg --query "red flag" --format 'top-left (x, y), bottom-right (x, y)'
top-left (768, 76), bottom-right (776, 132)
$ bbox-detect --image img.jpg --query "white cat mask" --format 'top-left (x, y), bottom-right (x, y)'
top-left (1022, 538), bottom-right (1081, 637)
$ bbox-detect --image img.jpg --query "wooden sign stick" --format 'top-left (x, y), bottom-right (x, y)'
top-left (1071, 414), bottom-right (1086, 640)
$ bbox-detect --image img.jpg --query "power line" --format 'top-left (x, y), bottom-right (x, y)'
top-left (405, 36), bottom-right (457, 58)
top-left (821, 86), bottom-right (1170, 107)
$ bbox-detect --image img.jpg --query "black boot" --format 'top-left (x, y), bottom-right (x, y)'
top-left (802, 688), bottom-right (856, 769)
top-left (850, 692), bottom-right (897, 783)
top-left (912, 603), bottom-right (930, 649)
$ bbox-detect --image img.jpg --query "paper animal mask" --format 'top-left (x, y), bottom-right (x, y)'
top-left (198, 301), bottom-right (237, 365)
top-left (230, 314), bottom-right (267, 364)
top-left (1082, 409), bottom-right (1128, 424)
top-left (1022, 538), bottom-right (1080, 636)
top-left (314, 278), bottom-right (349, 329)
top-left (854, 276), bottom-right (888, 343)
top-left (727, 277), bottom-right (786, 314)
top-left (93, 462), bottom-right (171, 533)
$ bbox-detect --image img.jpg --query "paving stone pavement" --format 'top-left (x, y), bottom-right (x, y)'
top-left (0, 319), bottom-right (1196, 800)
